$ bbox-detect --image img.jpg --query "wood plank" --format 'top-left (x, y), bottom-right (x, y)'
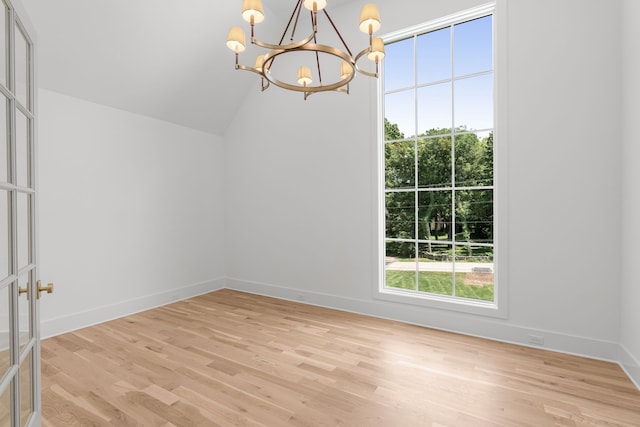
top-left (41, 289), bottom-right (640, 426)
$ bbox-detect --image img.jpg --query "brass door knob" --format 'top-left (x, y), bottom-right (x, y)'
top-left (18, 286), bottom-right (28, 297)
top-left (37, 280), bottom-right (54, 299)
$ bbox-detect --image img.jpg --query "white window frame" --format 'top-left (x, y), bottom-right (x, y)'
top-left (375, 2), bottom-right (508, 318)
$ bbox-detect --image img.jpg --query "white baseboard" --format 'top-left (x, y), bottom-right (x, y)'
top-left (225, 278), bottom-right (621, 364)
top-left (620, 344), bottom-right (640, 390)
top-left (41, 277), bottom-right (226, 340)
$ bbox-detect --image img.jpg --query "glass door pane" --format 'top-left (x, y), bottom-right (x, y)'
top-left (0, 382), bottom-right (10, 426)
top-left (14, 23), bottom-right (28, 108)
top-left (0, 96), bottom-right (6, 183)
top-left (0, 189), bottom-right (8, 279)
top-left (16, 192), bottom-right (28, 269)
top-left (0, 2), bottom-right (6, 88)
top-left (0, 284), bottom-right (10, 375)
top-left (15, 110), bottom-right (28, 188)
top-left (19, 354), bottom-right (31, 426)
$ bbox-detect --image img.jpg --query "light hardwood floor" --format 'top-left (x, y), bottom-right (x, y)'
top-left (41, 289), bottom-right (640, 426)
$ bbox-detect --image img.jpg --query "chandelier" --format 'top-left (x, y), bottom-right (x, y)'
top-left (226, 0), bottom-right (384, 100)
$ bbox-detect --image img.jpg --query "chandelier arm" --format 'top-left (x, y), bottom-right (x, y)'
top-left (262, 44), bottom-right (356, 93)
top-left (354, 47), bottom-right (379, 78)
top-left (234, 63), bottom-right (271, 92)
top-left (235, 64), bottom-right (264, 75)
top-left (252, 29), bottom-right (316, 51)
top-left (322, 10), bottom-right (354, 57)
top-left (303, 85), bottom-right (349, 100)
top-left (263, 56), bottom-right (275, 70)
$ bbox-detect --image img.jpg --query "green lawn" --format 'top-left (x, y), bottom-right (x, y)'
top-left (385, 270), bottom-right (494, 301)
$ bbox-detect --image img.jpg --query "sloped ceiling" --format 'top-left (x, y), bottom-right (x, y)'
top-left (21, 0), bottom-right (356, 136)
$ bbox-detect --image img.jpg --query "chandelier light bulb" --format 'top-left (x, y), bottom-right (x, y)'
top-left (226, 27), bottom-right (246, 52)
top-left (359, 4), bottom-right (381, 34)
top-left (242, 0), bottom-right (265, 24)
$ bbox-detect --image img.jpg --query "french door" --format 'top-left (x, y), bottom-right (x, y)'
top-left (0, 0), bottom-right (43, 426)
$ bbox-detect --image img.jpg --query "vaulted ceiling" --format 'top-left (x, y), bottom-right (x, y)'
top-left (21, 0), bottom-right (356, 136)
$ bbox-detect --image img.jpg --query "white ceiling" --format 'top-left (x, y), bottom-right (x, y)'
top-left (20, 0), bottom-right (357, 136)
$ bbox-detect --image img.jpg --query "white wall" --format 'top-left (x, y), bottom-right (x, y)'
top-left (31, 0), bottom-right (633, 383)
top-left (620, 0), bottom-right (640, 387)
top-left (224, 0), bottom-right (623, 360)
top-left (38, 89), bottom-right (226, 338)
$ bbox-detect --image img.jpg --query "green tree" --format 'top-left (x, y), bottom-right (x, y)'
top-left (453, 131), bottom-right (494, 251)
top-left (385, 190), bottom-right (416, 258)
top-left (467, 133), bottom-right (493, 245)
top-left (384, 118), bottom-right (415, 258)
top-left (416, 130), bottom-right (453, 251)
top-left (384, 118), bottom-right (413, 189)
top-left (384, 118), bottom-right (404, 141)
top-left (384, 120), bottom-right (494, 259)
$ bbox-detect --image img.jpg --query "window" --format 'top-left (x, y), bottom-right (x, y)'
top-left (378, 4), bottom-right (504, 316)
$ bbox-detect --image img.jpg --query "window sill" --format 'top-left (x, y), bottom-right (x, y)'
top-left (376, 286), bottom-right (507, 318)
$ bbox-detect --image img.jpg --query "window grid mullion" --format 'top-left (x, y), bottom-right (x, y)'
top-left (384, 69), bottom-right (493, 97)
top-left (413, 34), bottom-right (419, 292)
top-left (450, 23), bottom-right (457, 298)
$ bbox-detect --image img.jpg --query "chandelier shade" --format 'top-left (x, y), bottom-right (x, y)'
top-left (359, 4), bottom-right (381, 34)
top-left (368, 37), bottom-right (385, 62)
top-left (303, 0), bottom-right (327, 11)
top-left (226, 0), bottom-right (383, 99)
top-left (340, 61), bottom-right (352, 80)
top-left (242, 0), bottom-right (265, 24)
top-left (297, 66), bottom-right (313, 86)
top-left (254, 54), bottom-right (266, 71)
top-left (226, 27), bottom-right (246, 53)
